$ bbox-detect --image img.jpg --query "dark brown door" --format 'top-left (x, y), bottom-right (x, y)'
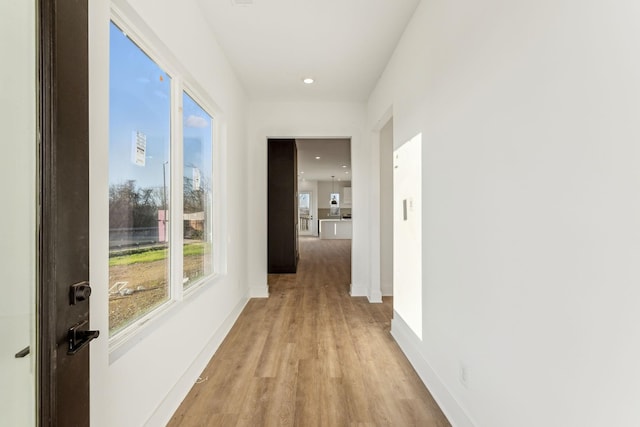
top-left (268, 139), bottom-right (299, 273)
top-left (39, 1), bottom-right (95, 426)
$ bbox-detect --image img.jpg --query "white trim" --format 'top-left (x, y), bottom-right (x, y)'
top-left (369, 128), bottom-right (382, 302)
top-left (110, 6), bottom-right (178, 82)
top-left (266, 135), bottom-right (356, 293)
top-left (143, 296), bottom-right (249, 427)
top-left (171, 74), bottom-right (185, 302)
top-left (391, 311), bottom-right (476, 427)
top-left (368, 288), bottom-right (383, 303)
top-left (372, 105), bottom-right (394, 133)
top-left (249, 283), bottom-right (269, 298)
top-left (214, 118), bottom-right (229, 276)
top-left (107, 5), bottom-right (229, 354)
top-left (367, 106), bottom-right (394, 303)
top-left (349, 283), bottom-right (368, 297)
top-left (180, 87), bottom-right (225, 296)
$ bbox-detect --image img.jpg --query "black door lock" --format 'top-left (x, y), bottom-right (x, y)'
top-left (67, 320), bottom-right (99, 355)
top-left (69, 281), bottom-right (92, 305)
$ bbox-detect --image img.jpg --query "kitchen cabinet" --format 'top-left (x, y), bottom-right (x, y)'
top-left (319, 219), bottom-right (352, 239)
top-left (343, 187), bottom-right (352, 205)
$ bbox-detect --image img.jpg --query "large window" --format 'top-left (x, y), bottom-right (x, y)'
top-left (182, 93), bottom-right (213, 288)
top-left (108, 21), bottom-right (216, 337)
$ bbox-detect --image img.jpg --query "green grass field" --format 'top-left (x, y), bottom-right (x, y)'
top-left (109, 242), bottom-right (208, 267)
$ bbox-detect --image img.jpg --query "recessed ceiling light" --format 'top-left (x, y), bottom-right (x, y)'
top-left (342, 165), bottom-right (347, 168)
top-left (345, 171), bottom-right (349, 174)
top-left (303, 77), bottom-right (314, 84)
top-left (315, 156), bottom-right (321, 160)
top-left (300, 171), bottom-right (304, 174)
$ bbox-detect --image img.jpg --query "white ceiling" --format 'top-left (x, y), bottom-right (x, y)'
top-left (197, 0), bottom-right (420, 102)
top-left (296, 138), bottom-right (350, 182)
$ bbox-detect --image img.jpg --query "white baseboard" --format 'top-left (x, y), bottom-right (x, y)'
top-left (391, 312), bottom-right (476, 427)
top-left (368, 288), bottom-right (383, 303)
top-left (350, 282), bottom-right (368, 297)
top-left (144, 297), bottom-right (249, 427)
top-left (249, 283), bottom-right (269, 298)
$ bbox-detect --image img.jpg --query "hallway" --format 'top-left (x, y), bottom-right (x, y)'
top-left (169, 237), bottom-right (450, 426)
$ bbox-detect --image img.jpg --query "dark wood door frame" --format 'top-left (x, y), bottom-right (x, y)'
top-left (39, 0), bottom-right (92, 425)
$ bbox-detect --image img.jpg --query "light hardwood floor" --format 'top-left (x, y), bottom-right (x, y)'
top-left (169, 237), bottom-right (450, 426)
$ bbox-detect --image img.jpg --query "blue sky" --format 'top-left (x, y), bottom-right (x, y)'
top-left (183, 93), bottom-right (213, 191)
top-left (109, 22), bottom-right (212, 193)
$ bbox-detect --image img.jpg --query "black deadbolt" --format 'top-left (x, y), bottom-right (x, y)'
top-left (69, 281), bottom-right (92, 305)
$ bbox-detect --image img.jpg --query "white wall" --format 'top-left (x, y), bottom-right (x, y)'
top-left (246, 101), bottom-right (372, 298)
top-left (369, 1), bottom-right (640, 426)
top-left (89, 1), bottom-right (249, 426)
top-left (0, 1), bottom-right (36, 425)
top-left (393, 134), bottom-right (423, 340)
top-left (379, 119), bottom-right (393, 296)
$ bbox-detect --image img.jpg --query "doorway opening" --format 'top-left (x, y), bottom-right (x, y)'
top-left (298, 191), bottom-right (313, 236)
top-left (296, 138), bottom-right (352, 240)
top-left (267, 137), bottom-right (353, 289)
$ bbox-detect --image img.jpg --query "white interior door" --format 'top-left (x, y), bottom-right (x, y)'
top-left (0, 0), bottom-right (37, 425)
top-left (298, 191), bottom-right (313, 236)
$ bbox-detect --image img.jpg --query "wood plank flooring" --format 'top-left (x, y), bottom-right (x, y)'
top-left (168, 237), bottom-right (450, 427)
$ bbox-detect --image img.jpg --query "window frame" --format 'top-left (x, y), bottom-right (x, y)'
top-left (108, 8), bottom-right (225, 358)
top-left (180, 88), bottom-right (220, 294)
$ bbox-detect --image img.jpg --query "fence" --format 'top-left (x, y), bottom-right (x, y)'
top-left (109, 227), bottom-right (159, 249)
